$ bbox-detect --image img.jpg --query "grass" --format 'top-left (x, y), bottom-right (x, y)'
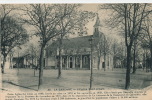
top-left (1, 68), bottom-right (152, 92)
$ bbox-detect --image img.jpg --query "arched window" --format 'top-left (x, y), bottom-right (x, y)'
top-left (69, 56), bottom-right (73, 68)
top-left (62, 57), bottom-right (66, 65)
top-left (69, 56), bottom-right (73, 62)
top-left (83, 56), bottom-right (88, 64)
top-left (76, 57), bottom-right (80, 65)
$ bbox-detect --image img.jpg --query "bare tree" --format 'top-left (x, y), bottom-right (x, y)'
top-left (142, 15), bottom-right (152, 72)
top-left (54, 4), bottom-right (95, 78)
top-left (100, 3), bottom-right (151, 89)
top-left (131, 34), bottom-right (144, 74)
top-left (111, 39), bottom-right (124, 68)
top-left (96, 34), bottom-right (112, 71)
top-left (1, 5), bottom-right (28, 73)
top-left (22, 4), bottom-right (95, 89)
top-left (22, 4), bottom-right (63, 89)
top-left (28, 43), bottom-right (40, 76)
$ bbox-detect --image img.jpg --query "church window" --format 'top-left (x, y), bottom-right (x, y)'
top-left (76, 57), bottom-right (80, 65)
top-left (95, 28), bottom-right (98, 33)
top-left (62, 57), bottom-right (66, 65)
top-left (83, 56), bottom-right (88, 64)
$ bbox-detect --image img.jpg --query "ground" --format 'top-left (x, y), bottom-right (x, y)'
top-left (1, 68), bottom-right (152, 92)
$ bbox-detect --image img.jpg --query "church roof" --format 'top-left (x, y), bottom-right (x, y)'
top-left (48, 35), bottom-right (93, 50)
top-left (63, 35), bottom-right (93, 49)
top-left (47, 32), bottom-right (103, 53)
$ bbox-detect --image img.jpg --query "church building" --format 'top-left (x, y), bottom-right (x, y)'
top-left (45, 15), bottom-right (113, 70)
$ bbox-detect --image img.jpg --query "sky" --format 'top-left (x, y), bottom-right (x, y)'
top-left (81, 4), bottom-right (99, 35)
top-left (23, 4), bottom-right (120, 39)
top-left (80, 4), bottom-right (121, 41)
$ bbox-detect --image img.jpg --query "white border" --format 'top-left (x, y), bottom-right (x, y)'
top-left (0, 0), bottom-right (152, 4)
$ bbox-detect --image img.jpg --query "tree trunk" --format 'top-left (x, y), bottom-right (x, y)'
top-left (150, 44), bottom-right (152, 80)
top-left (34, 55), bottom-right (36, 77)
top-left (38, 44), bottom-right (45, 90)
top-left (58, 36), bottom-right (63, 79)
top-left (132, 50), bottom-right (136, 74)
top-left (104, 54), bottom-right (106, 71)
top-left (97, 56), bottom-right (101, 70)
top-left (103, 36), bottom-right (106, 71)
top-left (150, 45), bottom-right (152, 72)
top-left (143, 50), bottom-right (146, 71)
top-left (9, 54), bottom-right (12, 69)
top-left (113, 57), bottom-right (116, 68)
top-left (125, 45), bottom-right (131, 89)
top-left (132, 42), bottom-right (136, 74)
top-left (1, 55), bottom-right (6, 74)
top-left (145, 50), bottom-right (148, 72)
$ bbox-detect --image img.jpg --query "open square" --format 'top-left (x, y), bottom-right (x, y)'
top-left (1, 68), bottom-right (152, 92)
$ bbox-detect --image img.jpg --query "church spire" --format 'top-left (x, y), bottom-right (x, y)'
top-left (93, 13), bottom-right (101, 37)
top-left (94, 13), bottom-right (101, 28)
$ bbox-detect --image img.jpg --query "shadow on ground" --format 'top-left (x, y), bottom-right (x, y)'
top-left (2, 68), bottom-right (152, 91)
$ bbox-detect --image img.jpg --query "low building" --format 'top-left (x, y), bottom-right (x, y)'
top-left (12, 53), bottom-right (38, 69)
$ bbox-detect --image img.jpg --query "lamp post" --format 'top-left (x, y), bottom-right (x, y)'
top-left (89, 36), bottom-right (94, 90)
top-left (103, 35), bottom-right (106, 71)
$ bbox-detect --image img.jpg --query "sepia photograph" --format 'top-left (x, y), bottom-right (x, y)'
top-left (0, 2), bottom-right (152, 97)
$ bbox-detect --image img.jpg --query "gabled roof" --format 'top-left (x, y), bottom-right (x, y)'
top-left (47, 31), bottom-right (104, 51)
top-left (47, 35), bottom-right (93, 51)
top-left (62, 35), bottom-right (92, 49)
top-left (13, 53), bottom-right (35, 58)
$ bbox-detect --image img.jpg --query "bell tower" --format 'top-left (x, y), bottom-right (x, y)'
top-left (93, 13), bottom-right (101, 37)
